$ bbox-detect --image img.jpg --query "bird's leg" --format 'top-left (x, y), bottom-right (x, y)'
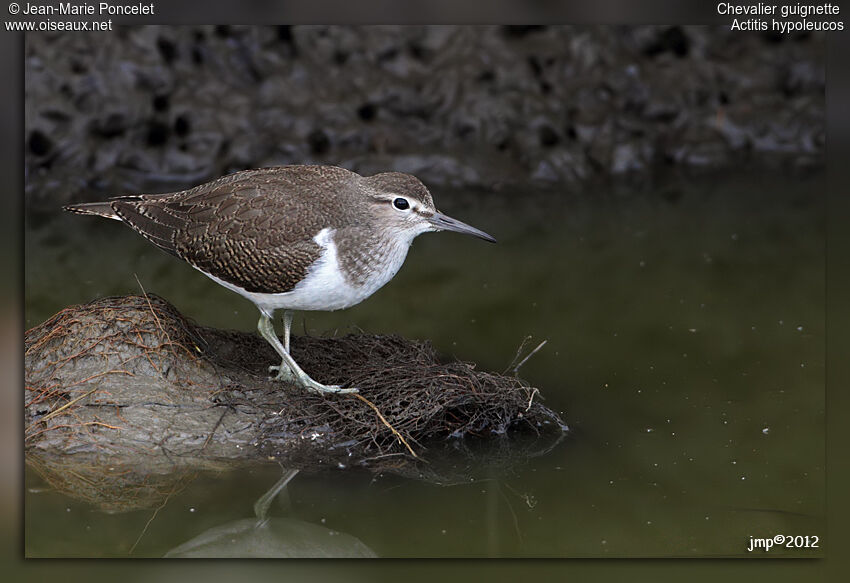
top-left (272, 310), bottom-right (296, 383)
top-left (282, 310), bottom-right (293, 354)
top-left (261, 310), bottom-right (295, 383)
top-left (257, 310), bottom-right (358, 395)
top-left (253, 468), bottom-right (299, 526)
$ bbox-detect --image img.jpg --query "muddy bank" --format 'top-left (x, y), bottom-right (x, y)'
top-left (25, 26), bottom-right (823, 210)
top-left (25, 294), bottom-right (566, 510)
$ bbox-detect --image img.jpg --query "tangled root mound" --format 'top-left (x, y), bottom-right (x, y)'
top-left (216, 328), bottom-right (566, 460)
top-left (26, 295), bottom-right (567, 504)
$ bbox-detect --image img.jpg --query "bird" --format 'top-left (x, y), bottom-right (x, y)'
top-left (64, 165), bottom-right (496, 395)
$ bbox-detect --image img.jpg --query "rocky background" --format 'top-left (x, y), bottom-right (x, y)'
top-left (25, 25), bottom-right (824, 209)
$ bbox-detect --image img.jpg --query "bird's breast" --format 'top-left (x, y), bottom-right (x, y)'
top-left (322, 227), bottom-right (412, 304)
top-left (247, 227), bottom-right (411, 313)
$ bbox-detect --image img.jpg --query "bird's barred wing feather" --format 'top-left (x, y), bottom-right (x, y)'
top-left (107, 168), bottom-right (361, 294)
top-left (65, 166), bottom-right (364, 294)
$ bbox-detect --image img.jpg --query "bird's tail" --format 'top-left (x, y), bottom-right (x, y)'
top-left (63, 201), bottom-right (121, 220)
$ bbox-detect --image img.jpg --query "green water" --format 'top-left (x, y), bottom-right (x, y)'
top-left (25, 172), bottom-right (825, 557)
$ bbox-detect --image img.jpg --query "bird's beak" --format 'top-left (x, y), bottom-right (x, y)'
top-left (427, 211), bottom-right (497, 243)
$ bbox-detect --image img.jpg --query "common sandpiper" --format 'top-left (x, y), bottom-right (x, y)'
top-left (65, 165), bottom-right (496, 395)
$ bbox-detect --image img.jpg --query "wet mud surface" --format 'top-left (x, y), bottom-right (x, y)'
top-left (26, 26), bottom-right (823, 209)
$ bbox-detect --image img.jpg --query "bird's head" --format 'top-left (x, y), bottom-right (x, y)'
top-left (363, 172), bottom-right (496, 244)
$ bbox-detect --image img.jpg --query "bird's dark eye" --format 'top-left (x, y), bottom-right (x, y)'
top-left (393, 197), bottom-right (410, 211)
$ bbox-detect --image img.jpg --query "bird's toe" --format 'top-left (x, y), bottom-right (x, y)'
top-left (306, 383), bottom-right (359, 395)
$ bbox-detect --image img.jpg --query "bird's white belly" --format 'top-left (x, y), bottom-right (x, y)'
top-left (195, 228), bottom-right (410, 315)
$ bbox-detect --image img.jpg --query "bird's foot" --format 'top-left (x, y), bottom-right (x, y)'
top-left (268, 364), bottom-right (358, 395)
top-left (269, 364), bottom-right (297, 383)
top-left (302, 380), bottom-right (359, 395)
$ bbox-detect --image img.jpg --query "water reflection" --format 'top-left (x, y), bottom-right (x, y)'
top-left (165, 469), bottom-right (377, 558)
top-left (26, 428), bottom-right (566, 516)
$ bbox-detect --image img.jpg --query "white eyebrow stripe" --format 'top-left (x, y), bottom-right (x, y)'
top-left (371, 193), bottom-right (431, 213)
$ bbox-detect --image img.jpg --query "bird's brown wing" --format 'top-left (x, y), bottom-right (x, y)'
top-left (109, 168), bottom-right (356, 294)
